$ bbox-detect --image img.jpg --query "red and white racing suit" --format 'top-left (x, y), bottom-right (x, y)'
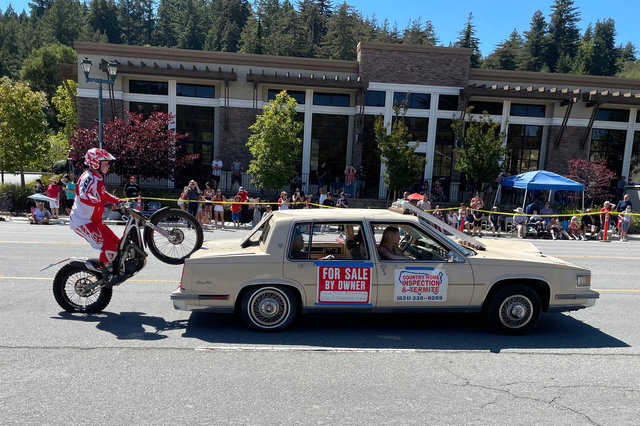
top-left (69, 170), bottom-right (121, 264)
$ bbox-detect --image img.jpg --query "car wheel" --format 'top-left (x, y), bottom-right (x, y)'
top-left (241, 286), bottom-right (298, 332)
top-left (486, 285), bottom-right (541, 335)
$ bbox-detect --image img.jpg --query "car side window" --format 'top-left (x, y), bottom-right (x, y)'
top-left (371, 222), bottom-right (450, 262)
top-left (288, 223), bottom-right (311, 260)
top-left (304, 222), bottom-right (370, 261)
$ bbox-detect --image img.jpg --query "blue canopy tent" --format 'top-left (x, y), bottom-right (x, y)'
top-left (498, 170), bottom-right (585, 210)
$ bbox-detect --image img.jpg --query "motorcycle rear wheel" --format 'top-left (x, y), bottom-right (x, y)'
top-left (53, 264), bottom-right (113, 313)
top-left (144, 208), bottom-right (203, 265)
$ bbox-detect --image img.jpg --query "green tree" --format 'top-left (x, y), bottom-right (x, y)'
top-left (0, 77), bottom-right (50, 188)
top-left (247, 91), bottom-right (303, 190)
top-left (591, 18), bottom-right (617, 76)
top-left (452, 109), bottom-right (507, 191)
top-left (87, 0), bottom-right (121, 44)
top-left (617, 59), bottom-right (640, 79)
top-left (483, 29), bottom-right (523, 70)
top-left (118, 0), bottom-right (155, 46)
top-left (204, 0), bottom-right (250, 52)
top-left (374, 105), bottom-right (425, 199)
top-left (51, 79), bottom-right (78, 139)
top-left (453, 12), bottom-right (481, 68)
top-left (20, 43), bottom-right (76, 101)
top-left (402, 18), bottom-right (438, 46)
top-left (545, 0), bottom-right (581, 72)
top-left (38, 0), bottom-right (86, 47)
top-left (320, 2), bottom-right (358, 60)
top-left (522, 10), bottom-right (548, 72)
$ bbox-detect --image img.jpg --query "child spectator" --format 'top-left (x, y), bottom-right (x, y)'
top-left (231, 195), bottom-right (242, 227)
top-left (447, 209), bottom-right (459, 228)
top-left (568, 216), bottom-right (585, 240)
top-left (619, 205), bottom-right (632, 242)
top-left (550, 217), bottom-right (571, 240)
top-left (278, 191), bottom-right (290, 210)
top-left (472, 208), bottom-right (484, 237)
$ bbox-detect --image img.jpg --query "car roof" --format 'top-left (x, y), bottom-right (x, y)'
top-left (271, 208), bottom-right (413, 222)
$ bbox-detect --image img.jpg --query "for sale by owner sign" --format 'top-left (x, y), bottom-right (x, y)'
top-left (316, 261), bottom-right (373, 304)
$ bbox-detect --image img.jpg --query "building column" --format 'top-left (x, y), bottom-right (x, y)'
top-left (168, 80), bottom-right (176, 131)
top-left (622, 107), bottom-right (637, 180)
top-left (378, 90), bottom-right (395, 199)
top-left (301, 88), bottom-right (313, 194)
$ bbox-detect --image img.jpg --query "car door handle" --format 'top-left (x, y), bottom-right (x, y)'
top-left (380, 264), bottom-right (386, 275)
top-left (297, 264), bottom-right (304, 269)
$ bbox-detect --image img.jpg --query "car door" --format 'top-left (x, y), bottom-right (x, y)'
top-left (370, 222), bottom-right (474, 310)
top-left (283, 221), bottom-right (377, 311)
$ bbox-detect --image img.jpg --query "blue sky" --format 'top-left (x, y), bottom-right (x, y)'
top-left (2, 0), bottom-right (638, 55)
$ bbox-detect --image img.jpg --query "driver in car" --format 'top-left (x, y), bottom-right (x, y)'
top-left (378, 226), bottom-right (411, 260)
top-left (69, 148), bottom-right (122, 285)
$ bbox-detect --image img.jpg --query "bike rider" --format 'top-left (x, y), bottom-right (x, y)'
top-left (69, 148), bottom-right (123, 285)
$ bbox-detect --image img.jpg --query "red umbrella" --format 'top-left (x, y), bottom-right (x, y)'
top-left (407, 193), bottom-right (424, 201)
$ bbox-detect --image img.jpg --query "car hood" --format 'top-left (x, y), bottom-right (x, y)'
top-left (471, 239), bottom-right (575, 267)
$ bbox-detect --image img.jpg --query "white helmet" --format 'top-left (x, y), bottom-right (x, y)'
top-left (84, 148), bottom-right (115, 169)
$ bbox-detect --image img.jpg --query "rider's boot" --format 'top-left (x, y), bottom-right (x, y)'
top-left (100, 261), bottom-right (127, 287)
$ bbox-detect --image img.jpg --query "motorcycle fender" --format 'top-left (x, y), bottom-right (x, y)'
top-left (40, 257), bottom-right (101, 273)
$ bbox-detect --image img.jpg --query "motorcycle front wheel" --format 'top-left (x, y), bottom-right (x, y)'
top-left (144, 208), bottom-right (203, 265)
top-left (53, 264), bottom-right (113, 313)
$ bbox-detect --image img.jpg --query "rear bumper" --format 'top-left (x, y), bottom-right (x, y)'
top-left (170, 290), bottom-right (233, 312)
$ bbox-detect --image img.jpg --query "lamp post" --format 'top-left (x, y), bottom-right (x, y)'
top-left (81, 58), bottom-right (117, 149)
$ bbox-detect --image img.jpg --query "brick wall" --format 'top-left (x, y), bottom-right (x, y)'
top-left (358, 44), bottom-right (471, 86)
top-left (219, 107), bottom-right (260, 166)
top-left (77, 97), bottom-right (124, 129)
top-left (545, 126), bottom-right (590, 173)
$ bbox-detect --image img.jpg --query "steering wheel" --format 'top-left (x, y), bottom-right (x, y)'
top-left (398, 234), bottom-right (412, 252)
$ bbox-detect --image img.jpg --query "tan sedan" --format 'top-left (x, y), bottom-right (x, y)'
top-left (171, 204), bottom-right (598, 334)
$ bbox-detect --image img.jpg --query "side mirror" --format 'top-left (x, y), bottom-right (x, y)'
top-left (447, 251), bottom-right (462, 263)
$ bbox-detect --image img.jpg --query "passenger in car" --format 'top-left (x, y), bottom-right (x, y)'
top-left (378, 226), bottom-right (409, 260)
top-left (290, 233), bottom-right (308, 259)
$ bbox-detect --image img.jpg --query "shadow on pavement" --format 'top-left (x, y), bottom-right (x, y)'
top-left (54, 311), bottom-right (188, 340)
top-left (181, 311), bottom-right (629, 352)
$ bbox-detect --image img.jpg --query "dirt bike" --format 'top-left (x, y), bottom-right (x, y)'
top-left (46, 204), bottom-right (203, 313)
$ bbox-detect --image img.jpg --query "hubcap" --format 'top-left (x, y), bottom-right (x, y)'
top-left (250, 289), bottom-right (288, 327)
top-left (258, 298), bottom-right (280, 317)
top-left (499, 295), bottom-right (533, 329)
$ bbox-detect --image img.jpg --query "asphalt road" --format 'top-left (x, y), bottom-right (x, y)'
top-left (1, 221), bottom-right (639, 424)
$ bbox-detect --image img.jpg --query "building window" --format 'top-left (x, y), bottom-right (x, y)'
top-left (365, 90), bottom-right (385, 107)
top-left (177, 83), bottom-right (215, 99)
top-left (589, 128), bottom-right (626, 176)
top-left (176, 105), bottom-right (215, 185)
top-left (510, 103), bottom-right (545, 117)
top-left (505, 124), bottom-right (542, 174)
top-left (438, 95), bottom-right (459, 111)
top-left (311, 114), bottom-right (349, 183)
top-left (129, 80), bottom-right (168, 95)
top-left (637, 111), bottom-right (640, 123)
top-left (393, 92), bottom-right (430, 109)
top-left (433, 119), bottom-right (454, 181)
top-left (468, 100), bottom-right (503, 115)
top-left (268, 89), bottom-right (305, 104)
top-left (313, 92), bottom-right (350, 107)
top-left (129, 102), bottom-right (168, 119)
top-left (595, 108), bottom-right (629, 122)
top-left (394, 116), bottom-right (429, 141)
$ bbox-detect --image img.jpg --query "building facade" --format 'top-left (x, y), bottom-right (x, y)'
top-left (74, 41), bottom-right (640, 199)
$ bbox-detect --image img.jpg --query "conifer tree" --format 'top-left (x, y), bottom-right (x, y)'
top-left (454, 12), bottom-right (481, 68)
top-left (545, 0), bottom-right (581, 72)
top-left (522, 10), bottom-right (547, 72)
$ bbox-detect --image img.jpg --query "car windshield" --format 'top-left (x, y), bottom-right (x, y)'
top-left (418, 217), bottom-right (475, 257)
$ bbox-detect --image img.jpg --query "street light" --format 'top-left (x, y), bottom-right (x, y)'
top-left (82, 57), bottom-right (118, 149)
